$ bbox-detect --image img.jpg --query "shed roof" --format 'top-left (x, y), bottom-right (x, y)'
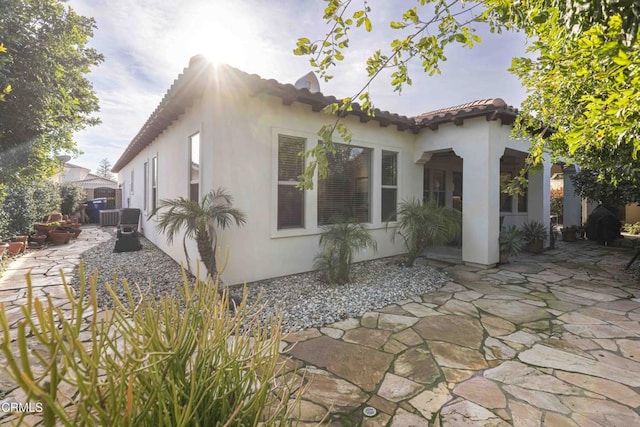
top-left (112, 56), bottom-right (518, 172)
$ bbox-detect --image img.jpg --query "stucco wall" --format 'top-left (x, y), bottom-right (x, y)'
top-left (119, 85), bottom-right (420, 285)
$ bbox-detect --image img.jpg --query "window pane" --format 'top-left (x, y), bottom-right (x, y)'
top-left (190, 133), bottom-right (200, 183)
top-left (278, 136), bottom-right (304, 181)
top-left (278, 185), bottom-right (304, 229)
top-left (190, 184), bottom-right (199, 204)
top-left (144, 162), bottom-right (148, 211)
top-left (277, 135), bottom-right (305, 229)
top-left (382, 151), bottom-right (397, 186)
top-left (318, 144), bottom-right (371, 225)
top-left (382, 188), bottom-right (397, 221)
top-left (500, 172), bottom-right (513, 212)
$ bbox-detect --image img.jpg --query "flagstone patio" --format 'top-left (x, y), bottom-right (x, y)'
top-left (282, 242), bottom-right (640, 426)
top-left (1, 226), bottom-right (639, 425)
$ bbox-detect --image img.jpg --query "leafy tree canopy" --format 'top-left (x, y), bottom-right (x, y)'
top-left (571, 168), bottom-right (640, 207)
top-left (96, 158), bottom-right (114, 180)
top-left (294, 0), bottom-right (640, 190)
top-left (0, 0), bottom-right (103, 192)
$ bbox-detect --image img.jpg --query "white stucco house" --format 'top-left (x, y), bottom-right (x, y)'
top-left (52, 158), bottom-right (120, 208)
top-left (112, 55), bottom-right (550, 285)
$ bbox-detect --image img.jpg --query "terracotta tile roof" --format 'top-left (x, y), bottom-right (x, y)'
top-left (112, 56), bottom-right (519, 172)
top-left (413, 98), bottom-right (518, 129)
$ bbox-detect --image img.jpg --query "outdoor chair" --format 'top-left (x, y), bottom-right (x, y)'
top-left (114, 208), bottom-right (142, 252)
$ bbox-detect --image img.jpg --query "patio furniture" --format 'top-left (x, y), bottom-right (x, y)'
top-left (114, 208), bottom-right (142, 253)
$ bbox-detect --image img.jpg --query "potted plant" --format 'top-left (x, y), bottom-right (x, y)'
top-left (7, 240), bottom-right (25, 255)
top-left (561, 225), bottom-right (579, 242)
top-left (29, 233), bottom-right (47, 246)
top-left (523, 220), bottom-right (548, 253)
top-left (0, 242), bottom-right (9, 258)
top-left (48, 231), bottom-right (70, 245)
top-left (499, 225), bottom-right (524, 263)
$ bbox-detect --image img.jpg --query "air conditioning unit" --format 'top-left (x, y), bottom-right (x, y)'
top-left (100, 210), bottom-right (120, 226)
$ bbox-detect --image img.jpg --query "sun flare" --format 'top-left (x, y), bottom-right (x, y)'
top-left (179, 2), bottom-right (254, 69)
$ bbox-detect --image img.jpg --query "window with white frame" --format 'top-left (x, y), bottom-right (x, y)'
top-left (318, 143), bottom-right (372, 225)
top-left (143, 161), bottom-right (149, 212)
top-left (151, 156), bottom-right (158, 212)
top-left (277, 135), bottom-right (305, 229)
top-left (381, 150), bottom-right (398, 221)
top-left (189, 132), bottom-right (200, 202)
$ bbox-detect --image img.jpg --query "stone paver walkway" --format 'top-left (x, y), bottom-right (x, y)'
top-left (283, 243), bottom-right (640, 426)
top-left (1, 228), bottom-right (640, 426)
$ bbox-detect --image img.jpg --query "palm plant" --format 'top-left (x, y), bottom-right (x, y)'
top-left (151, 188), bottom-right (246, 280)
top-left (313, 219), bottom-right (377, 285)
top-left (389, 199), bottom-right (462, 266)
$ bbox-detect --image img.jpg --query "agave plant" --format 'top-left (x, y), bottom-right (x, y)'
top-left (313, 219), bottom-right (377, 285)
top-left (389, 199), bottom-right (461, 266)
top-left (499, 225), bottom-right (524, 262)
top-left (151, 187), bottom-right (246, 280)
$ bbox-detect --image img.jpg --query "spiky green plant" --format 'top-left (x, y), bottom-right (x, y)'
top-left (0, 265), bottom-right (302, 426)
top-left (389, 199), bottom-right (461, 266)
top-left (151, 187), bottom-right (246, 280)
top-left (313, 219), bottom-right (377, 284)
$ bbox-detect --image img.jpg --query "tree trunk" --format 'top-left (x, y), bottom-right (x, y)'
top-left (196, 231), bottom-right (217, 280)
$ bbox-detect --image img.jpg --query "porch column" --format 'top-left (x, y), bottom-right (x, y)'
top-left (454, 144), bottom-right (503, 267)
top-left (528, 160), bottom-right (552, 244)
top-left (562, 165), bottom-right (582, 227)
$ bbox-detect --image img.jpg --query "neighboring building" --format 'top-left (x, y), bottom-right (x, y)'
top-left (112, 56), bottom-right (550, 285)
top-left (52, 159), bottom-right (120, 208)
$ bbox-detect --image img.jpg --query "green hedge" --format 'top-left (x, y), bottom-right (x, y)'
top-left (0, 180), bottom-right (61, 238)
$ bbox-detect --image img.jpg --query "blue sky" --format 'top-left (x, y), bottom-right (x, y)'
top-left (66, 0), bottom-right (529, 174)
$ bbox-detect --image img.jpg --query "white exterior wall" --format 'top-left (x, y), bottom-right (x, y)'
top-left (120, 87), bottom-right (420, 285)
top-left (415, 119), bottom-right (549, 267)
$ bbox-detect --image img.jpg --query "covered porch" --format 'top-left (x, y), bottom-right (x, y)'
top-left (414, 113), bottom-right (550, 267)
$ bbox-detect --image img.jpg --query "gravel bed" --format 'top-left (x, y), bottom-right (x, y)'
top-left (70, 231), bottom-right (448, 332)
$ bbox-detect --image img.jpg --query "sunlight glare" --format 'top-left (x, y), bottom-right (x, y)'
top-left (178, 2), bottom-right (256, 69)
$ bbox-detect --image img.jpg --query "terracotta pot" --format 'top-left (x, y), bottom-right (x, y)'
top-left (29, 235), bottom-right (47, 246)
top-left (526, 239), bottom-right (544, 254)
top-left (35, 224), bottom-right (52, 235)
top-left (49, 231), bottom-right (70, 245)
top-left (13, 235), bottom-right (28, 243)
top-left (72, 228), bottom-right (82, 238)
top-left (7, 241), bottom-right (25, 255)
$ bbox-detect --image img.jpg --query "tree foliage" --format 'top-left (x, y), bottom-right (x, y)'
top-left (151, 188), bottom-right (247, 281)
top-left (313, 219), bottom-right (377, 284)
top-left (0, 180), bottom-right (61, 238)
top-left (96, 158), bottom-right (114, 180)
top-left (293, 0), bottom-right (640, 190)
top-left (0, 0), bottom-right (103, 191)
top-left (571, 169), bottom-right (640, 206)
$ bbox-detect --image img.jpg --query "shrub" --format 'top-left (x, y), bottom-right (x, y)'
top-left (0, 180), bottom-right (61, 237)
top-left (0, 266), bottom-right (301, 426)
top-left (550, 188), bottom-right (563, 220)
top-left (390, 199), bottom-right (462, 266)
top-left (313, 219), bottom-right (377, 284)
top-left (499, 225), bottom-right (525, 258)
top-left (623, 222), bottom-right (640, 235)
top-left (522, 220), bottom-right (548, 242)
top-left (59, 182), bottom-right (86, 216)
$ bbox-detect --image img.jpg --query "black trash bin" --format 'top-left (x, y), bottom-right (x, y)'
top-left (85, 198), bottom-right (107, 223)
top-left (586, 205), bottom-right (622, 245)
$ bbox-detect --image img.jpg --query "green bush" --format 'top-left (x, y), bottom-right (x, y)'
top-left (623, 222), bottom-right (640, 235)
top-left (389, 199), bottom-right (462, 266)
top-left (313, 219), bottom-right (377, 285)
top-left (0, 180), bottom-right (61, 238)
top-left (59, 182), bottom-right (86, 216)
top-left (0, 267), bottom-right (302, 426)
